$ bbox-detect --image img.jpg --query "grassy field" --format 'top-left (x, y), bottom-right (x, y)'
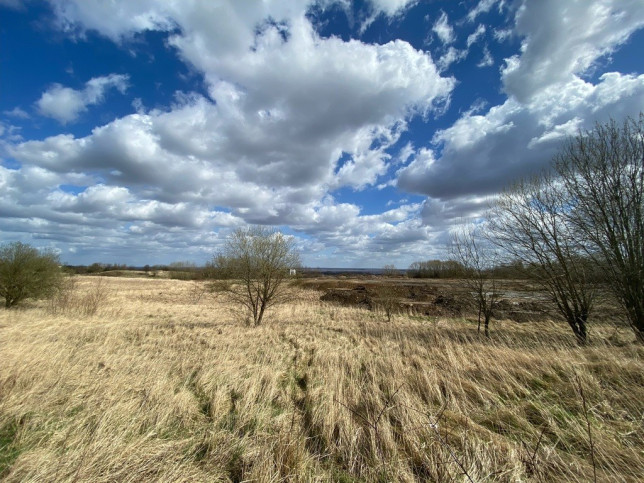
top-left (0, 276), bottom-right (642, 482)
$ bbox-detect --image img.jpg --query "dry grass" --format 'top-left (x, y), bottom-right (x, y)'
top-left (0, 276), bottom-right (642, 482)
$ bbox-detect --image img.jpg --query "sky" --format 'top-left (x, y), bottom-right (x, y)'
top-left (1, 0), bottom-right (644, 268)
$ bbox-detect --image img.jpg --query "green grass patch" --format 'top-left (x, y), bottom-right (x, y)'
top-left (0, 421), bottom-right (21, 477)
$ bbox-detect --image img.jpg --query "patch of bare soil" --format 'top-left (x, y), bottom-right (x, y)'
top-left (311, 277), bottom-right (560, 321)
top-left (318, 281), bottom-right (465, 317)
top-left (320, 286), bottom-right (374, 309)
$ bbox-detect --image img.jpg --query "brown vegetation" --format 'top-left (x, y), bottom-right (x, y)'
top-left (1, 276), bottom-right (642, 481)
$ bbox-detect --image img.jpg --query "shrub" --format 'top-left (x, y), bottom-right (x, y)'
top-left (0, 242), bottom-right (62, 308)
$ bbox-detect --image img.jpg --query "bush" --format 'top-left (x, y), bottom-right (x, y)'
top-left (0, 242), bottom-right (62, 308)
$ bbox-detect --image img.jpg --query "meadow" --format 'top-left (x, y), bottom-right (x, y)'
top-left (0, 276), bottom-right (642, 482)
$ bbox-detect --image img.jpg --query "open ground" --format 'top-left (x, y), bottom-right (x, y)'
top-left (0, 276), bottom-right (642, 482)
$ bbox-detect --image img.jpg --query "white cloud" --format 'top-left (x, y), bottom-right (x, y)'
top-left (437, 46), bottom-right (467, 71)
top-left (3, 107), bottom-right (29, 119)
top-left (6, 0), bottom-right (641, 266)
top-left (48, 0), bottom-right (419, 46)
top-left (395, 0), bottom-right (644, 238)
top-left (0, 121), bottom-right (22, 142)
top-left (477, 45), bottom-right (494, 67)
top-left (368, 0), bottom-right (417, 16)
top-left (398, 72), bottom-right (644, 200)
top-left (467, 24), bottom-right (486, 48)
top-left (432, 11), bottom-right (454, 45)
top-left (396, 142), bottom-right (414, 165)
top-left (467, 0), bottom-right (500, 23)
top-left (49, 0), bottom-right (178, 41)
top-left (502, 0), bottom-right (644, 102)
top-left (36, 74), bottom-right (129, 124)
top-left (19, 4), bottom-right (453, 199)
top-left (43, 1), bottom-right (453, 195)
top-left (7, 1), bottom-right (455, 264)
top-left (493, 27), bottom-right (512, 42)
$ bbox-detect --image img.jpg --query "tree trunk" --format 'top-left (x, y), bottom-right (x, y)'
top-left (484, 313), bottom-right (490, 338)
top-left (256, 303), bottom-right (266, 326)
top-left (477, 304), bottom-right (482, 333)
top-left (578, 315), bottom-right (587, 344)
top-left (568, 315), bottom-right (588, 345)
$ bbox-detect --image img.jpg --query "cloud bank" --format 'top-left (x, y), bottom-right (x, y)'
top-left (1, 0), bottom-right (643, 266)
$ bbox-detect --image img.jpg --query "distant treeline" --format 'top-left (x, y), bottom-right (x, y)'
top-left (63, 260), bottom-right (529, 280)
top-left (406, 260), bottom-right (462, 278)
top-left (406, 259), bottom-right (527, 279)
top-left (63, 262), bottom-right (212, 280)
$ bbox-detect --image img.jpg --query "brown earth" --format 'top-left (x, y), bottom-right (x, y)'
top-left (301, 277), bottom-right (550, 321)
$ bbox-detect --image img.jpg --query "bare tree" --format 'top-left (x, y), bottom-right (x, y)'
top-left (211, 227), bottom-right (300, 326)
top-left (488, 172), bottom-right (598, 344)
top-left (554, 115), bottom-right (644, 342)
top-left (451, 226), bottom-right (501, 337)
top-left (382, 264), bottom-right (398, 277)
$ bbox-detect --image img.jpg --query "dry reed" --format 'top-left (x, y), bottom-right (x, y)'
top-left (0, 276), bottom-right (642, 482)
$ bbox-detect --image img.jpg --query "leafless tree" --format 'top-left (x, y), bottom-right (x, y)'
top-left (488, 172), bottom-right (598, 344)
top-left (554, 115), bottom-right (644, 342)
top-left (210, 227), bottom-right (300, 326)
top-left (451, 226), bottom-right (501, 337)
top-left (382, 264), bottom-right (398, 277)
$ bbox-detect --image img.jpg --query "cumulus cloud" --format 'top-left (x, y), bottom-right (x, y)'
top-left (47, 0), bottom-right (419, 46)
top-left (43, 1), bottom-right (453, 194)
top-left (398, 72), bottom-right (644, 200)
top-left (36, 74), bottom-right (129, 123)
top-left (17, 5), bottom-right (453, 201)
top-left (5, 0), bottom-right (456, 264)
top-left (396, 0), bottom-right (644, 239)
top-left (5, 0), bottom-right (643, 266)
top-left (502, 0), bottom-right (644, 102)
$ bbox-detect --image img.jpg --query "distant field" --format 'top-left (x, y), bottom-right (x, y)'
top-left (1, 276), bottom-right (642, 482)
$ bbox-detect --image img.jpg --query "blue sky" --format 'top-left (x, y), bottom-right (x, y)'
top-left (1, 0), bottom-right (644, 268)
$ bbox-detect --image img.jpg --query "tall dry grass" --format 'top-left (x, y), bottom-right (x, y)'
top-left (0, 276), bottom-right (642, 482)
